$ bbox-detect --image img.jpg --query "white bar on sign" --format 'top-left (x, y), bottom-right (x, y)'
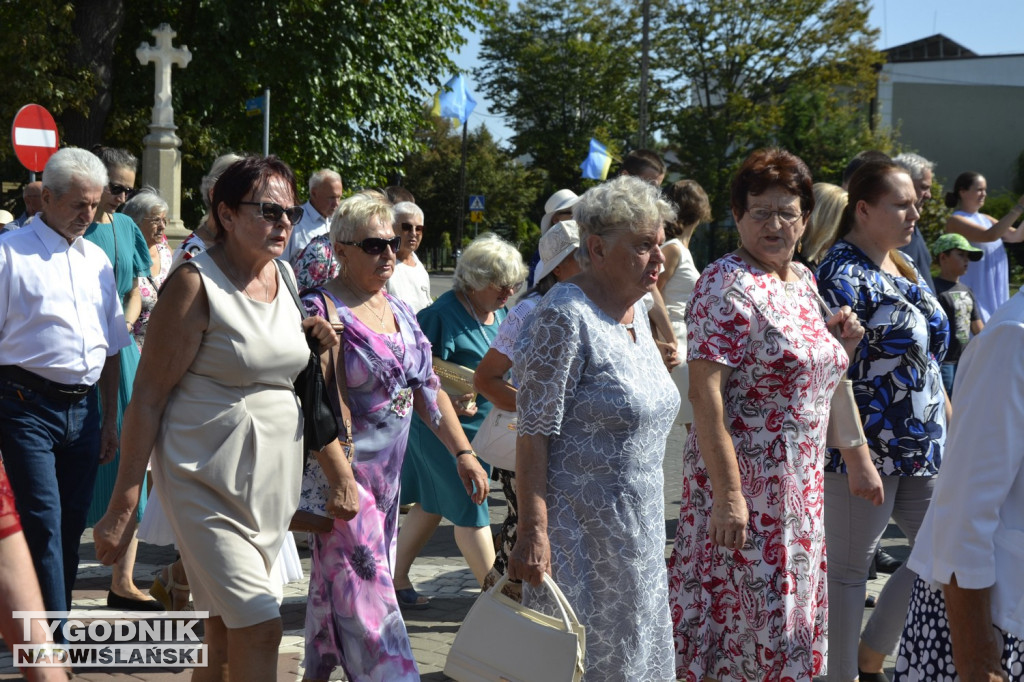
top-left (14, 127), bottom-right (57, 148)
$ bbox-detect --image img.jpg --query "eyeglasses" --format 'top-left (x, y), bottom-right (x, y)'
top-left (338, 236), bottom-right (402, 255)
top-left (747, 208), bottom-right (805, 226)
top-left (400, 222), bottom-right (424, 233)
top-left (239, 201), bottom-right (304, 224)
top-left (107, 183), bottom-right (132, 197)
top-left (491, 282), bottom-right (522, 294)
top-left (145, 216), bottom-right (168, 224)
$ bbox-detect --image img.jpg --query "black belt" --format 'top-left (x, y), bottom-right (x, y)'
top-left (0, 365), bottom-right (93, 403)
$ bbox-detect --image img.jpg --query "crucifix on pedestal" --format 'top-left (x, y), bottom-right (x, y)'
top-left (137, 23), bottom-right (192, 243)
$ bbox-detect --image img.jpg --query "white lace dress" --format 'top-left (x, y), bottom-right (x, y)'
top-left (513, 283), bottom-right (680, 681)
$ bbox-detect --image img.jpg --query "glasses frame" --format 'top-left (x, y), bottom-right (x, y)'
top-left (238, 201), bottom-right (304, 225)
top-left (400, 222), bottom-right (425, 233)
top-left (107, 183), bottom-right (132, 197)
top-left (746, 207), bottom-right (807, 226)
top-left (338, 236), bottom-right (402, 255)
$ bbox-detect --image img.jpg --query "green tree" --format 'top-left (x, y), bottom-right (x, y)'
top-left (401, 116), bottom-right (545, 262)
top-left (475, 0), bottom-right (640, 193)
top-left (655, 0), bottom-right (885, 223)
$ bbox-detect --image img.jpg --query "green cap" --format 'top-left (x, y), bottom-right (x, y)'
top-left (931, 233), bottom-right (983, 261)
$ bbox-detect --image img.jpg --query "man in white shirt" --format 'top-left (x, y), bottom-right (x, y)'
top-left (385, 201), bottom-right (433, 312)
top-left (0, 148), bottom-right (130, 613)
top-left (281, 169), bottom-right (343, 263)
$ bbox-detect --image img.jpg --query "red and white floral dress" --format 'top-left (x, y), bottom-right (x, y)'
top-left (668, 254), bottom-right (846, 681)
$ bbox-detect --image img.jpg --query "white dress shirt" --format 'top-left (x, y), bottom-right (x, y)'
top-left (385, 252), bottom-right (433, 313)
top-left (281, 200), bottom-right (329, 264)
top-left (0, 218), bottom-right (130, 385)
top-left (907, 290), bottom-right (1024, 638)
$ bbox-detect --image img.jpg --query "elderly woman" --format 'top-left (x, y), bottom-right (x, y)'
top-left (669, 148), bottom-right (864, 682)
top-left (943, 171), bottom-right (1024, 321)
top-left (93, 155), bottom-right (347, 681)
top-left (817, 159), bottom-right (950, 682)
top-left (474, 220), bottom-right (582, 596)
top-left (171, 153), bottom-right (244, 271)
top-left (384, 201), bottom-right (433, 312)
top-left (508, 175), bottom-right (679, 680)
top-left (122, 188), bottom-right (171, 350)
top-left (658, 179), bottom-right (711, 429)
top-left (895, 292), bottom-right (1024, 681)
top-left (393, 233), bottom-right (525, 606)
top-left (299, 193), bottom-right (488, 681)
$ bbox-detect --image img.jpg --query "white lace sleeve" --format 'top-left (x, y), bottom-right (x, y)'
top-left (513, 296), bottom-right (585, 437)
top-left (492, 297), bottom-right (538, 358)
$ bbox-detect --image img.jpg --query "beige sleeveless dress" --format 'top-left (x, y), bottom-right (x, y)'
top-left (151, 251), bottom-right (307, 628)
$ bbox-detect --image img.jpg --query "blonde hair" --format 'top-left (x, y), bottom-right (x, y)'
top-left (329, 192), bottom-right (394, 244)
top-left (454, 233), bottom-right (527, 293)
top-left (802, 183), bottom-right (847, 264)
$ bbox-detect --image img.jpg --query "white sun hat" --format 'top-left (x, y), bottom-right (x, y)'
top-left (534, 220), bottom-right (580, 282)
top-left (539, 189), bottom-right (580, 234)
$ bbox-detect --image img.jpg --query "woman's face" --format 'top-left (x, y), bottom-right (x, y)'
top-left (855, 172), bottom-right (920, 251)
top-left (553, 249), bottom-right (581, 281)
top-left (140, 207), bottom-right (167, 247)
top-left (959, 176), bottom-right (987, 212)
top-left (734, 186), bottom-right (806, 267)
top-left (471, 281), bottom-right (519, 313)
top-left (396, 214), bottom-right (424, 256)
top-left (101, 166), bottom-right (136, 214)
top-left (599, 223), bottom-right (666, 298)
top-left (219, 174), bottom-right (298, 259)
top-left (336, 215), bottom-right (396, 288)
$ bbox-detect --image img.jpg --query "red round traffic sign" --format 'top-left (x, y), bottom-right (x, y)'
top-left (11, 104), bottom-right (60, 173)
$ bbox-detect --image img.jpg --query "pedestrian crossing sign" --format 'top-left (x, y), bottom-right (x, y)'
top-left (468, 195), bottom-right (485, 211)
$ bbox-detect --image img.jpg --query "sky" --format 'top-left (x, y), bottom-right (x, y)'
top-left (448, 0), bottom-right (1024, 146)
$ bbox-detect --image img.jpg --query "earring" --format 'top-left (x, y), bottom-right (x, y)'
top-left (797, 240), bottom-right (803, 254)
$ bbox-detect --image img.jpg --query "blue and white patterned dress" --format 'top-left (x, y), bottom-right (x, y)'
top-left (514, 283), bottom-right (680, 682)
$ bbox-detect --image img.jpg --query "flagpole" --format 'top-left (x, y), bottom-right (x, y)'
top-left (455, 119), bottom-right (468, 260)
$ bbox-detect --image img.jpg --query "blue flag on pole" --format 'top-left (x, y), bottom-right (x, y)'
top-left (580, 138), bottom-right (612, 180)
top-left (438, 74), bottom-right (477, 124)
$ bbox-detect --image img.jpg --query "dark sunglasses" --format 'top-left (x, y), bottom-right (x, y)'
top-left (339, 236), bottom-right (402, 255)
top-left (400, 222), bottom-right (424, 233)
top-left (239, 201), bottom-right (304, 224)
top-left (107, 183), bottom-right (132, 197)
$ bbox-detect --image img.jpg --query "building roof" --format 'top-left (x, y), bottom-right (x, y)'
top-left (885, 34), bottom-right (977, 62)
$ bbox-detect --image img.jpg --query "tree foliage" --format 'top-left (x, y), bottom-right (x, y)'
top-left (654, 0), bottom-right (886, 221)
top-left (475, 0), bottom-right (640, 193)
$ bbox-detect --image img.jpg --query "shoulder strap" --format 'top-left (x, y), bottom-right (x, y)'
top-left (275, 260), bottom-right (306, 318)
top-left (321, 293), bottom-right (354, 449)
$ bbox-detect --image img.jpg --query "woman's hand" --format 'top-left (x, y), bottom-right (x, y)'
top-left (451, 392), bottom-right (478, 417)
top-left (327, 477), bottom-right (360, 521)
top-left (827, 306), bottom-right (864, 360)
top-left (302, 315), bottom-right (339, 351)
top-left (508, 527), bottom-right (550, 587)
top-left (709, 490), bottom-right (748, 550)
top-left (839, 444), bottom-right (884, 505)
top-left (655, 340), bottom-right (681, 371)
top-left (455, 452), bottom-right (489, 504)
top-left (93, 508), bottom-right (137, 566)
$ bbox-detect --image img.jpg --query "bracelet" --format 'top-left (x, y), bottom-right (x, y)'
top-left (454, 449), bottom-right (476, 458)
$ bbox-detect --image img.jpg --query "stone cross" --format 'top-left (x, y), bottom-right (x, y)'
top-left (136, 24), bottom-right (192, 128)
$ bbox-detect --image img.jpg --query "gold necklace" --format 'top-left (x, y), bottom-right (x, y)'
top-left (341, 277), bottom-right (391, 331)
top-left (221, 252), bottom-right (269, 302)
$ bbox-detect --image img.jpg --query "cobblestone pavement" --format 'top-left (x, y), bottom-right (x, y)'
top-left (0, 421), bottom-right (905, 680)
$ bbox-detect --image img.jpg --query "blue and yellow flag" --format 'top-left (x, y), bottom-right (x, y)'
top-left (437, 74), bottom-right (477, 125)
top-left (580, 138), bottom-right (612, 180)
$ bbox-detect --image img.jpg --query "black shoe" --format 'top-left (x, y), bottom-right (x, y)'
top-left (858, 670), bottom-right (889, 682)
top-left (106, 590), bottom-right (165, 611)
top-left (875, 548), bottom-right (902, 574)
top-left (865, 594), bottom-right (877, 608)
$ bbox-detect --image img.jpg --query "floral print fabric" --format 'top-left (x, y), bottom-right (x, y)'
top-left (300, 288), bottom-right (440, 682)
top-left (669, 255), bottom-right (845, 682)
top-left (292, 234), bottom-right (339, 291)
top-left (133, 239), bottom-right (172, 350)
top-left (816, 240), bottom-right (949, 475)
top-left (514, 283), bottom-right (679, 681)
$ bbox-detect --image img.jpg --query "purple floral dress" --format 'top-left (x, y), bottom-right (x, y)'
top-left (132, 239), bottom-right (172, 351)
top-left (301, 288), bottom-right (441, 682)
top-left (292, 233), bottom-right (339, 290)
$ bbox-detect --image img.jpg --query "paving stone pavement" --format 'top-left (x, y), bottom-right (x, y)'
top-left (0, 421), bottom-right (905, 680)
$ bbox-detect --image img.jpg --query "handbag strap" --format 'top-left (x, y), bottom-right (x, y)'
top-left (320, 294), bottom-right (354, 456)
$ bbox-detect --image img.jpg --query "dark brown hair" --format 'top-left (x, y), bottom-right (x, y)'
top-left (730, 148), bottom-right (814, 220)
top-left (664, 179), bottom-right (711, 239)
top-left (839, 159), bottom-right (918, 281)
top-left (944, 171), bottom-right (982, 209)
top-left (211, 155), bottom-right (298, 242)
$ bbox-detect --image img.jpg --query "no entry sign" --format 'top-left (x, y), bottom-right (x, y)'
top-left (11, 104), bottom-right (59, 173)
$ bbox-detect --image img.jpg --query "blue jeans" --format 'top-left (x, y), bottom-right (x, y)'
top-left (0, 378), bottom-right (101, 613)
top-left (940, 362), bottom-right (957, 397)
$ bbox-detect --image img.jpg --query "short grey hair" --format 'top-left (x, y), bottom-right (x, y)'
top-left (454, 232), bottom-right (527, 293)
top-left (42, 148), bottom-right (108, 198)
top-left (573, 175), bottom-right (676, 269)
top-left (122, 186), bottom-right (168, 229)
top-left (892, 152), bottom-right (935, 181)
top-left (392, 201), bottom-right (422, 223)
top-left (330, 191), bottom-right (394, 244)
top-left (200, 153), bottom-right (244, 210)
top-left (309, 169), bottom-right (342, 193)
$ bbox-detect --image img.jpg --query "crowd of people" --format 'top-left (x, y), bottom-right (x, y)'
top-left (1, 141), bottom-right (1023, 682)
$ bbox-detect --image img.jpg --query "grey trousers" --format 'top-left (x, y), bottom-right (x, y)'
top-left (823, 473), bottom-right (935, 682)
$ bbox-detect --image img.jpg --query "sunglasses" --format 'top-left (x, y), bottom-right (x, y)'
top-left (107, 183), bottom-right (132, 197)
top-left (239, 201), bottom-right (304, 224)
top-left (338, 236), bottom-right (402, 255)
top-left (400, 222), bottom-right (424, 233)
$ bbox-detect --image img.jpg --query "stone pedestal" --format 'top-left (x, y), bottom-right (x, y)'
top-left (142, 125), bottom-right (188, 242)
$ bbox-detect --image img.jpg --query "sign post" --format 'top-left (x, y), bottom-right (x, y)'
top-left (11, 104), bottom-right (60, 180)
top-left (468, 195), bottom-right (484, 237)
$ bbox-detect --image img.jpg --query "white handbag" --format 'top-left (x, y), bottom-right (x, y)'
top-left (444, 574), bottom-right (586, 682)
top-left (471, 407), bottom-right (518, 471)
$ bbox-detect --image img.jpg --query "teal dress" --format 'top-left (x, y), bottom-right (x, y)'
top-left (84, 213), bottom-right (152, 525)
top-left (399, 290), bottom-right (505, 527)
